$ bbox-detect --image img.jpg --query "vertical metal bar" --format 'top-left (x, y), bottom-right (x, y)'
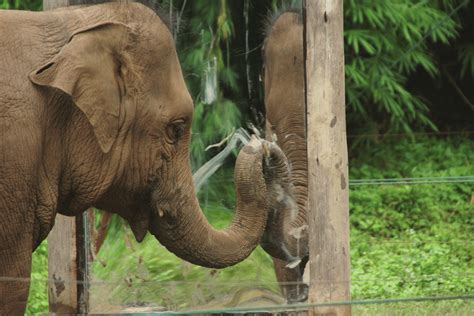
top-left (76, 212), bottom-right (90, 314)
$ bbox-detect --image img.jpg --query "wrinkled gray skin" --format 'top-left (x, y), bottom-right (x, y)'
top-left (261, 12), bottom-right (309, 303)
top-left (0, 3), bottom-right (287, 314)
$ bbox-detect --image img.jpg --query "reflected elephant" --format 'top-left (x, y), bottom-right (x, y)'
top-left (0, 2), bottom-right (287, 314)
top-left (260, 11), bottom-right (310, 302)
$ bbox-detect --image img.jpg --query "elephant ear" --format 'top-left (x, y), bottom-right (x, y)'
top-left (29, 23), bottom-right (131, 153)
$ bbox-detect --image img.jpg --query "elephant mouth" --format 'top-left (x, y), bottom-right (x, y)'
top-left (129, 207), bottom-right (151, 242)
top-left (128, 195), bottom-right (166, 243)
top-left (129, 201), bottom-right (175, 242)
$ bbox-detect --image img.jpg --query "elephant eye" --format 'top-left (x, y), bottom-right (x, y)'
top-left (165, 119), bottom-right (187, 144)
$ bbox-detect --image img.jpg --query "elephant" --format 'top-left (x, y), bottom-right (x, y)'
top-left (259, 10), bottom-right (310, 303)
top-left (0, 2), bottom-right (288, 314)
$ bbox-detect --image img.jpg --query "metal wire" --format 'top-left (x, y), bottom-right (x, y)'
top-left (349, 175), bottom-right (474, 186)
top-left (352, 180), bottom-right (474, 185)
top-left (179, 294), bottom-right (474, 314)
top-left (202, 175), bottom-right (474, 186)
top-left (359, 238), bottom-right (474, 245)
top-left (346, 130), bottom-right (474, 139)
top-left (192, 129), bottom-right (474, 140)
top-left (3, 271), bottom-right (474, 285)
top-left (350, 175), bottom-right (474, 182)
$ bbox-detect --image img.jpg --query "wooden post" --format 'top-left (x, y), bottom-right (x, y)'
top-left (44, 1), bottom-right (90, 314)
top-left (43, 0), bottom-right (69, 10)
top-left (304, 0), bottom-right (351, 315)
top-left (47, 215), bottom-right (78, 313)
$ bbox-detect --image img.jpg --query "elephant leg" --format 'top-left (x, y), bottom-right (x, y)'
top-left (273, 257), bottom-right (308, 303)
top-left (0, 223), bottom-right (33, 315)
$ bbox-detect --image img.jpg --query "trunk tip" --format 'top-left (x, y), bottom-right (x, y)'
top-left (286, 258), bottom-right (302, 269)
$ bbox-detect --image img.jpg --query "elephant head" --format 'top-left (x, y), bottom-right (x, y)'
top-left (260, 11), bottom-right (309, 301)
top-left (28, 2), bottom-right (287, 268)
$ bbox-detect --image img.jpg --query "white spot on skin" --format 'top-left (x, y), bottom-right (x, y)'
top-left (289, 225), bottom-right (308, 239)
top-left (262, 142), bottom-right (271, 158)
top-left (303, 262), bottom-right (310, 284)
top-left (286, 259), bottom-right (302, 269)
top-left (280, 242), bottom-right (301, 268)
top-left (272, 184), bottom-right (285, 203)
top-left (271, 132), bottom-right (278, 142)
top-left (287, 197), bottom-right (298, 221)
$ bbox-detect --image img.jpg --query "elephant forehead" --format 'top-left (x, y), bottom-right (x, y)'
top-left (265, 18), bottom-right (302, 60)
top-left (132, 25), bottom-right (190, 104)
top-left (133, 22), bottom-right (176, 65)
top-left (266, 13), bottom-right (301, 43)
top-left (269, 12), bottom-right (301, 33)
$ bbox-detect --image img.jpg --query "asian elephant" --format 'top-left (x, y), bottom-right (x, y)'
top-left (0, 2), bottom-right (288, 314)
top-left (260, 11), bottom-right (310, 303)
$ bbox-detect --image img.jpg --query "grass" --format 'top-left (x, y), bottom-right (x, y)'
top-left (352, 299), bottom-right (474, 316)
top-left (349, 137), bottom-right (473, 305)
top-left (88, 207), bottom-right (279, 312)
top-left (27, 136), bottom-right (473, 314)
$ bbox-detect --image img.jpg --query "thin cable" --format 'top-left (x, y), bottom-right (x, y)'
top-left (350, 179), bottom-right (474, 186)
top-left (180, 294), bottom-right (474, 314)
top-left (359, 239), bottom-right (474, 245)
top-left (350, 175), bottom-right (474, 182)
top-left (192, 129), bottom-right (474, 140)
top-left (350, 175), bottom-right (474, 186)
top-left (4, 272), bottom-right (474, 285)
top-left (231, 42), bottom-right (264, 57)
top-left (204, 175), bottom-right (474, 185)
top-left (347, 130), bottom-right (474, 139)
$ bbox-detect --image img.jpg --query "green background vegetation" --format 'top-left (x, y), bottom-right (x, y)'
top-left (1, 0), bottom-right (472, 314)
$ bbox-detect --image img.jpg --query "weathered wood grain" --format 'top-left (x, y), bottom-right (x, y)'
top-left (305, 0), bottom-right (351, 315)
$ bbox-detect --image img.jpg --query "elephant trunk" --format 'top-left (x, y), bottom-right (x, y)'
top-left (149, 138), bottom-right (287, 268)
top-left (260, 140), bottom-right (309, 266)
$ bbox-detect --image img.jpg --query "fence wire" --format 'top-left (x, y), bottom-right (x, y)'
top-left (349, 175), bottom-right (474, 186)
top-left (201, 175), bottom-right (474, 186)
top-left (346, 130), bottom-right (474, 139)
top-left (3, 270), bottom-right (473, 286)
top-left (179, 294), bottom-right (474, 314)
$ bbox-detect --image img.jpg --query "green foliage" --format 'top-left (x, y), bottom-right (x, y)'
top-left (350, 137), bottom-right (473, 236)
top-left (459, 43), bottom-right (474, 78)
top-left (196, 166), bottom-right (236, 209)
top-left (166, 0), bottom-right (243, 169)
top-left (349, 137), bottom-right (473, 300)
top-left (191, 100), bottom-right (241, 169)
top-left (89, 209), bottom-right (277, 310)
top-left (343, 0), bottom-right (465, 133)
top-left (27, 241), bottom-right (48, 315)
top-left (352, 298), bottom-right (474, 315)
top-left (271, 0), bottom-right (470, 133)
top-left (0, 0), bottom-right (41, 10)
